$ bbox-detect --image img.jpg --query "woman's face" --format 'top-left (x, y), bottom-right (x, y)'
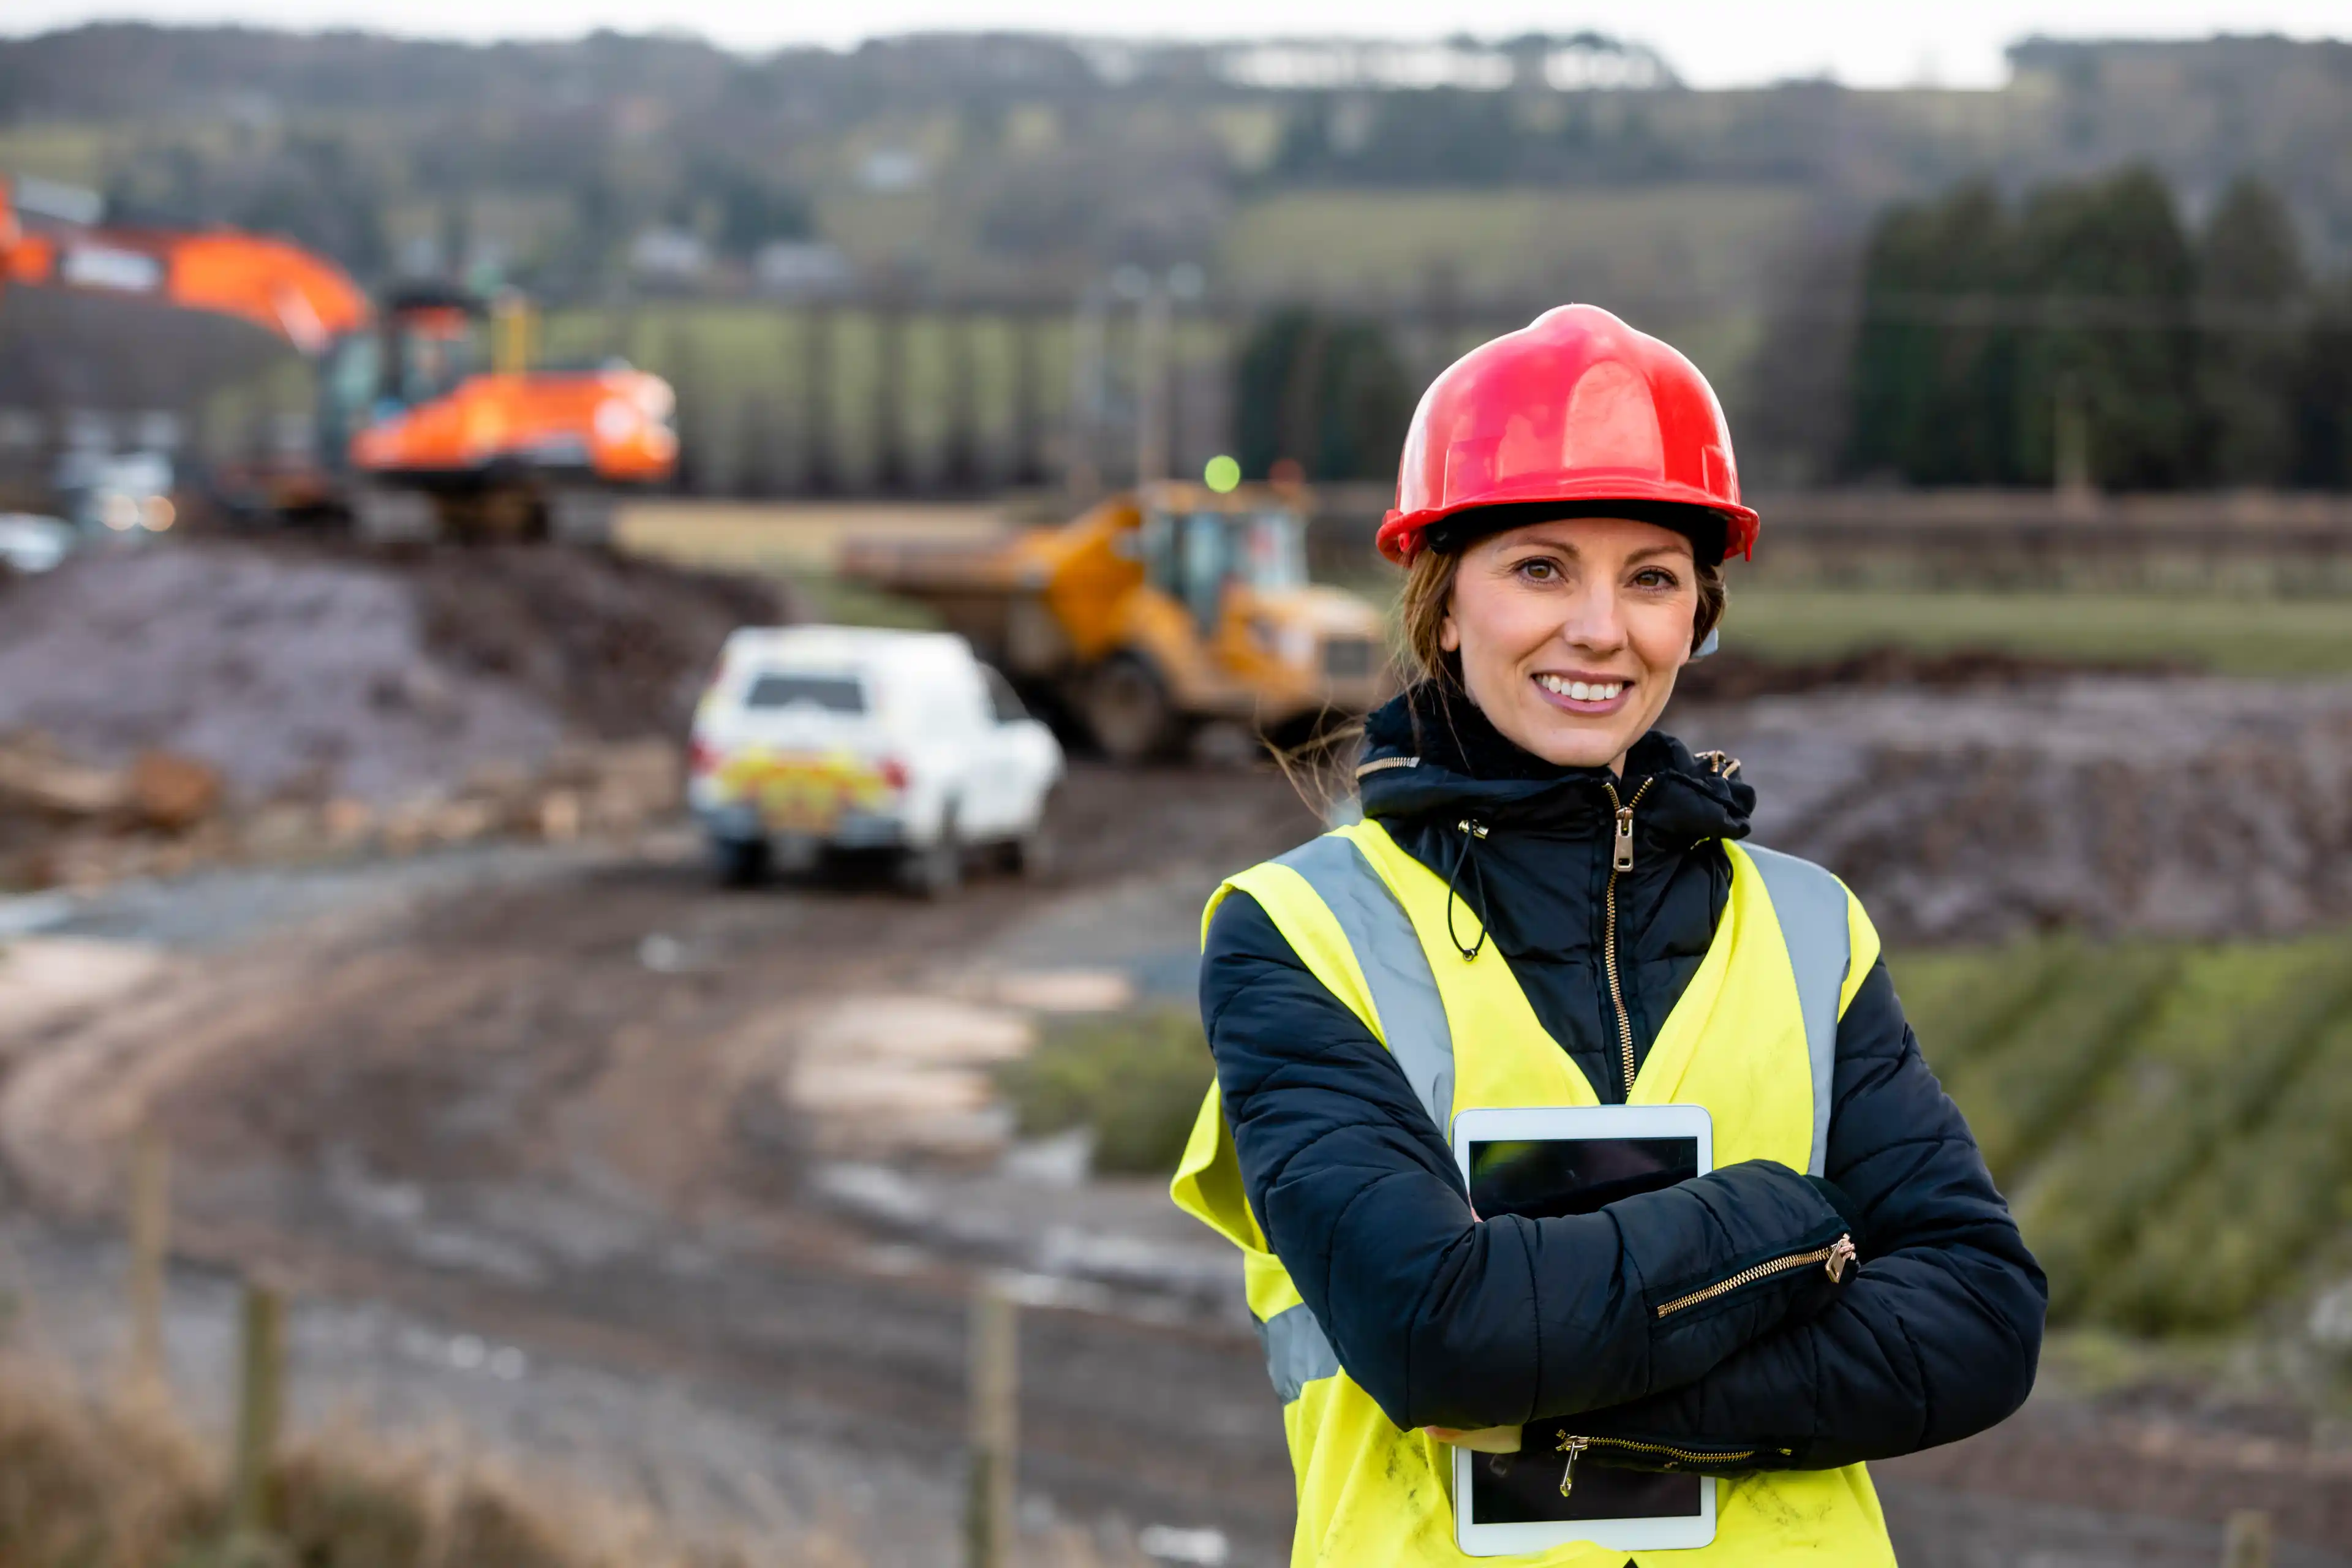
top-left (1439, 516), bottom-right (1700, 772)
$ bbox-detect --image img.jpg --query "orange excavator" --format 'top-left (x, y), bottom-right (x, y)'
top-left (0, 173), bottom-right (676, 540)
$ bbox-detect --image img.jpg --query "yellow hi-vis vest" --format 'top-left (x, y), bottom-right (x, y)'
top-left (1170, 818), bottom-right (1897, 1568)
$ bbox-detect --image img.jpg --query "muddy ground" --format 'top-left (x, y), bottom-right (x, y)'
top-left (2, 728), bottom-right (2351, 1564)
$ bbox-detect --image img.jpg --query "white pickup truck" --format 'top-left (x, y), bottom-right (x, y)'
top-left (688, 625), bottom-right (1065, 894)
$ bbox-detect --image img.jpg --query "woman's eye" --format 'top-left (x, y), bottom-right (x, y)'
top-left (1516, 559), bottom-right (1559, 582)
top-left (1632, 568), bottom-right (1679, 590)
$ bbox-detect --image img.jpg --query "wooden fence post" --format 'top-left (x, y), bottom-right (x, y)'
top-left (874, 292), bottom-right (909, 494)
top-left (124, 1125), bottom-right (170, 1398)
top-left (965, 1276), bottom-right (1019, 1568)
top-left (2222, 1509), bottom-right (2274, 1568)
top-left (227, 1280), bottom-right (287, 1538)
top-left (800, 304), bottom-right (836, 495)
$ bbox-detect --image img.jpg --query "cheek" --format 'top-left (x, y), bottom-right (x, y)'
top-left (1629, 597), bottom-right (1697, 674)
top-left (1451, 577), bottom-right (1555, 670)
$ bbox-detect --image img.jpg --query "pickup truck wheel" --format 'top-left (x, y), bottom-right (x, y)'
top-left (1013, 793), bottom-right (1059, 882)
top-left (900, 812), bottom-right (964, 899)
top-left (1086, 656), bottom-right (1178, 764)
top-left (710, 837), bottom-right (769, 888)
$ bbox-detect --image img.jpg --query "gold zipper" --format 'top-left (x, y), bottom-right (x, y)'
top-left (1655, 1234), bottom-right (1857, 1319)
top-left (1600, 777), bottom-right (1653, 1100)
top-left (1552, 1433), bottom-right (1766, 1498)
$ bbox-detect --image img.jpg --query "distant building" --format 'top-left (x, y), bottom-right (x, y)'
top-left (755, 241), bottom-right (854, 297)
top-left (857, 148), bottom-right (927, 193)
top-left (1213, 36), bottom-right (1672, 93)
top-left (629, 226), bottom-right (709, 281)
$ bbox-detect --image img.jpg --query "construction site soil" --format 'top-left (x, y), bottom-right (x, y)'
top-left (3, 541), bottom-right (2351, 1561)
top-left (0, 753), bottom-right (2347, 1564)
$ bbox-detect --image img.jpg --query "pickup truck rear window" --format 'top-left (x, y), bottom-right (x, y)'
top-left (742, 673), bottom-right (866, 714)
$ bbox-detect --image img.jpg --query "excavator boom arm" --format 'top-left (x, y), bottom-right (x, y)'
top-left (0, 175), bottom-right (372, 352)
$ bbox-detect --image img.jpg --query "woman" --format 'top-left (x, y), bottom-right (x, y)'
top-left (1172, 306), bottom-right (2045, 1566)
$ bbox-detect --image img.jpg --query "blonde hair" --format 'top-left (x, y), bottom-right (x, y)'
top-left (1393, 537), bottom-right (1727, 688)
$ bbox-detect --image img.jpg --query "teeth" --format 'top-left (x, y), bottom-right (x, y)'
top-left (1539, 675), bottom-right (1624, 701)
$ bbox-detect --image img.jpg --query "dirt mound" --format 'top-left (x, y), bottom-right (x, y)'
top-left (402, 545), bottom-right (785, 740)
top-left (1686, 676), bottom-right (2352, 944)
top-left (0, 540), bottom-right (786, 806)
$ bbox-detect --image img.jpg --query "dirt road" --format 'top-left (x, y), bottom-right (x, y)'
top-left (2, 758), bottom-right (2350, 1564)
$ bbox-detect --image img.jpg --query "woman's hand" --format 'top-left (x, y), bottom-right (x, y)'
top-left (1426, 1425), bottom-right (1522, 1453)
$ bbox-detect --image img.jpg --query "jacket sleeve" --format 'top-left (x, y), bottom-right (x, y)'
top-left (1203, 889), bottom-right (1857, 1435)
top-left (1573, 958), bottom-right (2048, 1467)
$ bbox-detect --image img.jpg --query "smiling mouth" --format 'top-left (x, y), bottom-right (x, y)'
top-left (1534, 673), bottom-right (1630, 708)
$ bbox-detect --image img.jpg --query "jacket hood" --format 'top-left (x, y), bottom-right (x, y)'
top-left (1356, 682), bottom-right (1753, 857)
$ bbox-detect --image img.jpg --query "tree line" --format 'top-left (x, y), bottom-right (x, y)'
top-left (1847, 168), bottom-right (2352, 491)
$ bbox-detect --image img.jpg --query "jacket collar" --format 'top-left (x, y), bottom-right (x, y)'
top-left (1355, 682), bottom-right (1753, 854)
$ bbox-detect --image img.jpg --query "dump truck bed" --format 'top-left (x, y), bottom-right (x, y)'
top-left (837, 533), bottom-right (1059, 673)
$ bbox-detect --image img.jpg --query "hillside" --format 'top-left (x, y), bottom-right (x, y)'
top-left (2, 26), bottom-right (2348, 306)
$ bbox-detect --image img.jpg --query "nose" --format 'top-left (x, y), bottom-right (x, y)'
top-left (1555, 578), bottom-right (1629, 656)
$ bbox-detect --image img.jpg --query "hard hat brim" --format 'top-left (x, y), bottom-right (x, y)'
top-left (1380, 488), bottom-right (1759, 567)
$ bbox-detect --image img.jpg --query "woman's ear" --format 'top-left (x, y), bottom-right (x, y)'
top-left (1439, 609), bottom-right (1460, 654)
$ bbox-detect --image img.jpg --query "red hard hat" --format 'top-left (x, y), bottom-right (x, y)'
top-left (1377, 303), bottom-right (1758, 565)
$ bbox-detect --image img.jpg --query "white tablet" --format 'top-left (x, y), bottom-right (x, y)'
top-left (1449, 1104), bottom-right (1717, 1558)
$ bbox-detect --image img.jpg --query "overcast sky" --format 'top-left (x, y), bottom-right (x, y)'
top-left (3, 0), bottom-right (2345, 89)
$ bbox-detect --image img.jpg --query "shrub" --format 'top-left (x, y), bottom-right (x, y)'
top-left (996, 1008), bottom-right (1215, 1175)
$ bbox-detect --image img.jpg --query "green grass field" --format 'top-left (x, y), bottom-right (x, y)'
top-left (1899, 931), bottom-right (2352, 1336)
top-left (1720, 588), bottom-right (2352, 677)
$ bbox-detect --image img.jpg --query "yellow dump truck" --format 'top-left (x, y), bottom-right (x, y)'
top-left (838, 483), bottom-right (1392, 761)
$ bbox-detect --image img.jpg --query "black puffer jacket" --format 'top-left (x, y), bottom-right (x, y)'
top-left (1199, 685), bottom-right (2045, 1467)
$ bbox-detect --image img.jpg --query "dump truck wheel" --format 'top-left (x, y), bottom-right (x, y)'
top-left (1086, 656), bottom-right (1179, 764)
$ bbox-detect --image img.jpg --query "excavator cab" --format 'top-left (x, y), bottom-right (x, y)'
top-left (385, 294), bottom-right (483, 407)
top-left (317, 286), bottom-right (484, 464)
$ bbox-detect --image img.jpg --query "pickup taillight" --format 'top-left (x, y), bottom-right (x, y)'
top-left (688, 737), bottom-right (719, 776)
top-left (878, 757), bottom-right (909, 791)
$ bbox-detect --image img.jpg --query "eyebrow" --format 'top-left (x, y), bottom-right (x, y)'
top-left (1500, 537), bottom-right (1692, 564)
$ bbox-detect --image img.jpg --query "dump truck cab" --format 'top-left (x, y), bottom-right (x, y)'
top-left (843, 482), bottom-right (1390, 761)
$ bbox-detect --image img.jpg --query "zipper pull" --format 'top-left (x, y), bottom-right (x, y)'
top-left (1613, 806), bottom-right (1635, 872)
top-left (1824, 1234), bottom-right (1857, 1283)
top-left (1554, 1433), bottom-right (1589, 1498)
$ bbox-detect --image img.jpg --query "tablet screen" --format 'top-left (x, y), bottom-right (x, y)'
top-left (1466, 1135), bottom-right (1703, 1525)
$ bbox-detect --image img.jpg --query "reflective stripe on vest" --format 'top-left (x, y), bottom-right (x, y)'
top-left (1259, 1301), bottom-right (1342, 1404)
top-left (1740, 842), bottom-right (1852, 1177)
top-left (1271, 832), bottom-right (1456, 1130)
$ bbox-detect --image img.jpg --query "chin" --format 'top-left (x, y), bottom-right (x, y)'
top-left (1522, 722), bottom-right (1635, 770)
